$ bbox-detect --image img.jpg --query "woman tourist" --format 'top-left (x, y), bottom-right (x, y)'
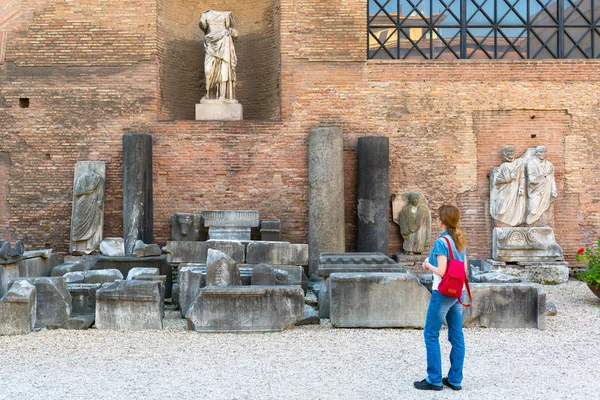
top-left (414, 205), bottom-right (467, 391)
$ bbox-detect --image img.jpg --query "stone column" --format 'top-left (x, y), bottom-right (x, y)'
top-left (356, 136), bottom-right (389, 253)
top-left (308, 127), bottom-right (345, 277)
top-left (123, 133), bottom-right (153, 255)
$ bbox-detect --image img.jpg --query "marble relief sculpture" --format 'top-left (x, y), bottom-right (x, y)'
top-left (525, 146), bottom-right (557, 224)
top-left (200, 10), bottom-right (238, 101)
top-left (490, 146), bottom-right (526, 226)
top-left (392, 191), bottom-right (431, 254)
top-left (490, 146), bottom-right (557, 226)
top-left (70, 162), bottom-right (106, 255)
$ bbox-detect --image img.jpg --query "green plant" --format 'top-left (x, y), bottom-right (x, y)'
top-left (576, 238), bottom-right (600, 289)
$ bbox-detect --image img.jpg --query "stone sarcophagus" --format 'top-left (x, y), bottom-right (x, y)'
top-left (492, 227), bottom-right (564, 262)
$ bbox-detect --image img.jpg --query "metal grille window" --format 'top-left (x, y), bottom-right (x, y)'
top-left (368, 0), bottom-right (600, 59)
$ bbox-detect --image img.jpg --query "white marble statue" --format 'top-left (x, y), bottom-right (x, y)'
top-left (199, 10), bottom-right (238, 101)
top-left (525, 146), bottom-right (557, 224)
top-left (70, 162), bottom-right (105, 255)
top-left (392, 191), bottom-right (431, 254)
top-left (490, 146), bottom-right (526, 226)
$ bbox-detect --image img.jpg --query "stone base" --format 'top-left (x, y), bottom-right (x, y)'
top-left (463, 283), bottom-right (546, 329)
top-left (329, 273), bottom-right (431, 328)
top-left (96, 281), bottom-right (163, 330)
top-left (195, 101), bottom-right (243, 121)
top-left (208, 227), bottom-right (251, 240)
top-left (318, 252), bottom-right (405, 277)
top-left (492, 227), bottom-right (564, 262)
top-left (488, 260), bottom-right (569, 285)
top-left (165, 241), bottom-right (245, 265)
top-left (185, 286), bottom-right (304, 333)
top-left (0, 281), bottom-right (36, 335)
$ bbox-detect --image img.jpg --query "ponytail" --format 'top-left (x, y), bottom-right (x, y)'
top-left (438, 205), bottom-right (467, 253)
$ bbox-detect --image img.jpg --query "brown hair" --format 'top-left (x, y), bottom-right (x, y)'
top-left (438, 205), bottom-right (467, 253)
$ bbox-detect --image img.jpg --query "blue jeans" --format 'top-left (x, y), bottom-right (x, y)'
top-left (424, 290), bottom-right (465, 387)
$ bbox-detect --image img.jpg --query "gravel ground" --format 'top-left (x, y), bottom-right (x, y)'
top-left (0, 279), bottom-right (599, 400)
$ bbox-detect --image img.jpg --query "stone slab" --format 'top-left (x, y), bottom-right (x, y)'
top-left (0, 262), bottom-right (20, 298)
top-left (296, 305), bottom-right (320, 326)
top-left (492, 227), bottom-right (564, 262)
top-left (9, 277), bottom-right (71, 328)
top-left (100, 238), bottom-right (126, 257)
top-left (317, 252), bottom-right (405, 277)
top-left (96, 280), bottom-right (163, 330)
top-left (165, 241), bottom-right (245, 264)
top-left (48, 314), bottom-right (95, 330)
top-left (88, 256), bottom-right (171, 298)
top-left (195, 102), bottom-right (243, 121)
top-left (329, 273), bottom-right (431, 328)
top-left (246, 242), bottom-right (308, 266)
top-left (19, 253), bottom-right (59, 277)
top-left (491, 261), bottom-right (569, 285)
top-left (186, 286), bottom-right (304, 333)
top-left (64, 269), bottom-right (124, 284)
top-left (134, 241), bottom-right (162, 258)
top-left (127, 267), bottom-right (160, 280)
top-left (23, 249), bottom-right (53, 260)
top-left (201, 210), bottom-right (259, 227)
top-left (178, 265), bottom-right (205, 318)
top-left (463, 283), bottom-right (546, 329)
top-left (51, 261), bottom-right (86, 277)
top-left (208, 227), bottom-right (251, 241)
top-left (0, 280), bottom-right (36, 335)
top-left (68, 283), bottom-right (102, 315)
top-left (206, 249), bottom-right (241, 286)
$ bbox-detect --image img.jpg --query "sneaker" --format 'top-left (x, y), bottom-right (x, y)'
top-left (442, 377), bottom-right (462, 391)
top-left (413, 379), bottom-right (443, 391)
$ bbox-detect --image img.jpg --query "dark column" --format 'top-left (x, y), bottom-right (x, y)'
top-left (357, 136), bottom-right (389, 254)
top-left (308, 127), bottom-right (345, 277)
top-left (123, 133), bottom-right (153, 255)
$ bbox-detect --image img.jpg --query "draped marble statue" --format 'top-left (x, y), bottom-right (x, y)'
top-left (490, 146), bottom-right (526, 226)
top-left (392, 191), bottom-right (431, 254)
top-left (525, 146), bottom-right (557, 224)
top-left (70, 162), bottom-right (106, 255)
top-left (199, 10), bottom-right (238, 101)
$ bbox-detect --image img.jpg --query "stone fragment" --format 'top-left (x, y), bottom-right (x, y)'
top-left (201, 210), bottom-right (259, 240)
top-left (296, 305), bottom-right (320, 326)
top-left (134, 240), bottom-right (162, 258)
top-left (491, 261), bottom-right (569, 285)
top-left (165, 240), bottom-right (245, 264)
top-left (308, 127), bottom-right (345, 276)
top-left (317, 278), bottom-right (331, 319)
top-left (546, 300), bottom-right (557, 316)
top-left (70, 161), bottom-right (106, 255)
top-left (89, 256), bottom-right (172, 298)
top-left (0, 240), bottom-right (25, 264)
top-left (68, 283), bottom-right (102, 315)
top-left (492, 227), bottom-right (563, 262)
top-left (9, 277), bottom-right (71, 328)
top-left (186, 286), bottom-right (304, 332)
top-left (23, 249), bottom-right (53, 259)
top-left (317, 252), bottom-right (406, 277)
top-left (64, 269), bottom-right (124, 284)
top-left (206, 249), bottom-right (241, 286)
top-left (251, 264), bottom-right (289, 285)
top-left (51, 261), bottom-right (86, 277)
top-left (0, 280), bottom-right (36, 335)
top-left (178, 265), bottom-right (206, 317)
top-left (477, 272), bottom-right (523, 283)
top-left (462, 283), bottom-right (546, 329)
top-left (0, 262), bottom-right (20, 298)
top-left (246, 242), bottom-right (308, 265)
top-left (357, 136), bottom-right (389, 253)
top-left (329, 273), bottom-right (431, 328)
top-left (100, 238), bottom-right (126, 257)
top-left (305, 290), bottom-right (318, 307)
top-left (19, 253), bottom-right (59, 277)
top-left (123, 133), bottom-right (153, 255)
top-left (47, 314), bottom-right (95, 330)
top-left (260, 219), bottom-right (281, 241)
top-left (127, 267), bottom-right (160, 280)
top-left (96, 280), bottom-right (163, 330)
top-left (171, 212), bottom-right (202, 241)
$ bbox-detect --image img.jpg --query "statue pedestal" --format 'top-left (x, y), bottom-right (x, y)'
top-left (195, 100), bottom-right (243, 121)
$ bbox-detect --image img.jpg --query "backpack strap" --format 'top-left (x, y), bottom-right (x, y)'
top-left (442, 236), bottom-right (455, 261)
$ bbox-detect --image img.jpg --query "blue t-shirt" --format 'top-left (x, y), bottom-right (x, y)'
top-left (427, 232), bottom-right (466, 267)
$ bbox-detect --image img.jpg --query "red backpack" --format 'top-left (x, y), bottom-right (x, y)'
top-left (438, 236), bottom-right (472, 307)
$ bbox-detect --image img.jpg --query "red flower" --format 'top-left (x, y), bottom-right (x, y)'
top-left (578, 248), bottom-right (585, 255)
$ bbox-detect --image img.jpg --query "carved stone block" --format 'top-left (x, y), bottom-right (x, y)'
top-left (317, 252), bottom-right (405, 277)
top-left (260, 219), bottom-right (281, 241)
top-left (206, 249), bottom-right (241, 286)
top-left (492, 227), bottom-right (564, 262)
top-left (185, 286), bottom-right (304, 333)
top-left (463, 283), bottom-right (546, 329)
top-left (19, 253), bottom-right (58, 277)
top-left (245, 242), bottom-right (308, 265)
top-left (0, 280), bottom-right (36, 335)
top-left (201, 210), bottom-right (259, 240)
top-left (70, 161), bottom-right (105, 255)
top-left (171, 213), bottom-right (202, 241)
top-left (165, 240), bottom-right (245, 264)
top-left (9, 277), bottom-right (71, 328)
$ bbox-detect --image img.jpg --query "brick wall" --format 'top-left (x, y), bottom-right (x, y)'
top-left (0, 0), bottom-right (598, 266)
top-left (157, 0), bottom-right (281, 120)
